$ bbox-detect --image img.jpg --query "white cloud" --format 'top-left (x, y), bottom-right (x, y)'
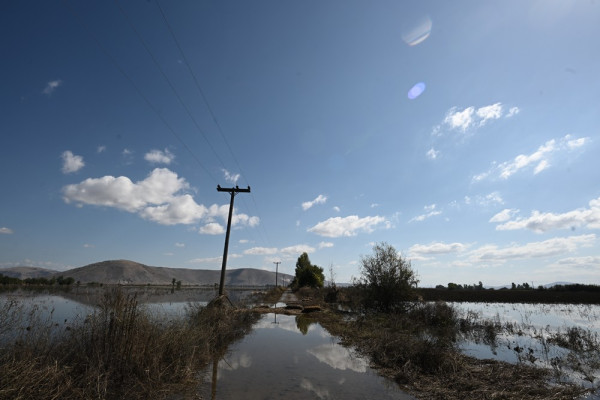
top-left (43, 79), bottom-right (62, 95)
top-left (302, 195), bottom-right (327, 211)
top-left (444, 106), bottom-right (475, 132)
top-left (333, 206), bottom-right (341, 212)
top-left (175, 242), bottom-right (185, 247)
top-left (244, 247), bottom-right (278, 255)
top-left (63, 168), bottom-right (259, 227)
top-left (474, 135), bottom-right (589, 181)
top-left (239, 239), bottom-right (250, 244)
top-left (308, 215), bottom-right (387, 238)
top-left (409, 242), bottom-right (469, 256)
top-left (141, 194), bottom-right (207, 225)
top-left (555, 256), bottom-right (600, 268)
top-left (495, 197), bottom-right (600, 233)
top-left (0, 227), bottom-right (14, 234)
top-left (145, 148), bottom-right (174, 164)
top-left (468, 234), bottom-right (595, 262)
top-left (426, 148), bottom-right (440, 160)
top-left (281, 244), bottom-right (316, 256)
top-left (97, 145), bottom-right (106, 153)
top-left (188, 255), bottom-right (233, 264)
top-left (409, 204), bottom-right (442, 222)
top-left (319, 241), bottom-right (334, 249)
top-left (83, 243), bottom-right (94, 248)
top-left (475, 103), bottom-right (503, 126)
top-left (506, 106), bottom-right (520, 118)
top-left (489, 208), bottom-right (519, 223)
top-left (61, 151), bottom-right (85, 174)
top-left (222, 169), bottom-right (240, 184)
top-left (199, 223), bottom-right (225, 235)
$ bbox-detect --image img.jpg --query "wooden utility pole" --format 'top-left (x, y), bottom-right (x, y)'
top-left (273, 261), bottom-right (281, 288)
top-left (216, 185), bottom-right (251, 296)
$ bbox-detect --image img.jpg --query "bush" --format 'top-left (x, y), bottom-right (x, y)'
top-left (355, 242), bottom-right (419, 312)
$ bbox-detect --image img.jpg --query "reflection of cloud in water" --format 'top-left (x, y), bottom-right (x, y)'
top-left (307, 344), bottom-right (368, 373)
top-left (253, 314), bottom-right (301, 334)
top-left (301, 378), bottom-right (331, 399)
top-left (219, 352), bottom-right (252, 371)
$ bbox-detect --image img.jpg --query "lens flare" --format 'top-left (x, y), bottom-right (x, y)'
top-left (407, 82), bottom-right (426, 100)
top-left (402, 16), bottom-right (432, 46)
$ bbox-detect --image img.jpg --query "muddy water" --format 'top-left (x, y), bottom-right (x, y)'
top-left (199, 313), bottom-right (413, 400)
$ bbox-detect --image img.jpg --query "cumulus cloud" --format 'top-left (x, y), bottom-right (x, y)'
top-left (409, 242), bottom-right (469, 256)
top-left (308, 215), bottom-right (387, 238)
top-left (199, 222), bottom-right (225, 235)
top-left (0, 227), bottom-right (13, 234)
top-left (426, 148), bottom-right (440, 160)
top-left (489, 208), bottom-right (520, 223)
top-left (495, 197), bottom-right (600, 233)
top-left (222, 169), bottom-right (240, 184)
top-left (244, 247), bottom-right (278, 255)
top-left (302, 195), bottom-right (327, 211)
top-left (409, 204), bottom-right (442, 222)
top-left (506, 106), bottom-right (520, 118)
top-left (43, 79), bottom-right (62, 95)
top-left (474, 135), bottom-right (589, 182)
top-left (436, 102), bottom-right (506, 135)
top-left (468, 234), bottom-right (595, 262)
top-left (61, 151), bottom-right (85, 174)
top-left (62, 168), bottom-right (259, 227)
top-left (144, 148), bottom-right (174, 164)
top-left (319, 241), bottom-right (334, 249)
top-left (280, 244), bottom-right (316, 256)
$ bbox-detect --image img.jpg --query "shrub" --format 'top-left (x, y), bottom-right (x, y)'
top-left (355, 242), bottom-right (419, 312)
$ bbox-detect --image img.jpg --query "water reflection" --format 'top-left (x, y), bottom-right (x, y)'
top-left (201, 313), bottom-right (413, 399)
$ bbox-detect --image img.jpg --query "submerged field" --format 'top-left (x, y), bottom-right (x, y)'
top-left (1, 285), bottom-right (599, 399)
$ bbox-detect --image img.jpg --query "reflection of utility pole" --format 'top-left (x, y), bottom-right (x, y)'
top-left (217, 185), bottom-right (251, 296)
top-left (273, 261), bottom-right (281, 288)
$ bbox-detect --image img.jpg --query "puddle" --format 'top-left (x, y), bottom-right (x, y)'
top-left (199, 313), bottom-right (413, 399)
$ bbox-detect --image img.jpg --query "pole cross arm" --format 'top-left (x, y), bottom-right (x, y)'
top-left (217, 185), bottom-right (251, 193)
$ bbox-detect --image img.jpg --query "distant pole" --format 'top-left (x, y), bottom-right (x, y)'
top-left (273, 261), bottom-right (281, 288)
top-left (217, 185), bottom-right (251, 296)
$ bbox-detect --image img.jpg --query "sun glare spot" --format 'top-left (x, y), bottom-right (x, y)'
top-left (408, 82), bottom-right (426, 99)
top-left (402, 16), bottom-right (433, 46)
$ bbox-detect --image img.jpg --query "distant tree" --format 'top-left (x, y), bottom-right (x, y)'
top-left (355, 242), bottom-right (419, 312)
top-left (435, 284), bottom-right (446, 290)
top-left (511, 282), bottom-right (516, 290)
top-left (291, 253), bottom-right (324, 289)
top-left (447, 282), bottom-right (462, 290)
top-left (176, 280), bottom-right (182, 290)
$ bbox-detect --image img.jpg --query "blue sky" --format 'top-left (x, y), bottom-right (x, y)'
top-left (1, 1), bottom-right (599, 286)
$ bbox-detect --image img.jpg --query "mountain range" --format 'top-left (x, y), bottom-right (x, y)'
top-left (0, 260), bottom-right (294, 286)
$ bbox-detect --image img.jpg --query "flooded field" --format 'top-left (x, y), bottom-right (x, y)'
top-left (454, 302), bottom-right (600, 391)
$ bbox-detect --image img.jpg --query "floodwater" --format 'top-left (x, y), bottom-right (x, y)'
top-left (453, 302), bottom-right (600, 391)
top-left (0, 290), bottom-right (413, 399)
top-left (198, 312), bottom-right (413, 400)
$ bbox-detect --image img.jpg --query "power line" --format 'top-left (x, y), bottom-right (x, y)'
top-left (155, 1), bottom-right (273, 248)
top-left (114, 0), bottom-right (230, 178)
top-left (62, 0), bottom-right (219, 187)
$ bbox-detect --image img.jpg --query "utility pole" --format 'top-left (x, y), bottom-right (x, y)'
top-left (273, 261), bottom-right (281, 288)
top-left (216, 185), bottom-right (251, 296)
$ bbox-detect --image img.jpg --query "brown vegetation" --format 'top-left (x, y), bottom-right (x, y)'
top-left (0, 288), bottom-right (259, 399)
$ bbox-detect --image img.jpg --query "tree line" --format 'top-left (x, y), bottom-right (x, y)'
top-left (0, 273), bottom-right (76, 286)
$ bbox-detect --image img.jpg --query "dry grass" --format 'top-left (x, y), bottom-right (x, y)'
top-left (311, 301), bottom-right (591, 399)
top-left (0, 287), bottom-right (259, 400)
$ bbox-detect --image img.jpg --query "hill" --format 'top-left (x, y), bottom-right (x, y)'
top-left (61, 260), bottom-right (293, 286)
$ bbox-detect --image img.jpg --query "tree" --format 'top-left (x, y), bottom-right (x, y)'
top-left (291, 253), bottom-right (324, 289)
top-left (356, 242), bottom-right (419, 312)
